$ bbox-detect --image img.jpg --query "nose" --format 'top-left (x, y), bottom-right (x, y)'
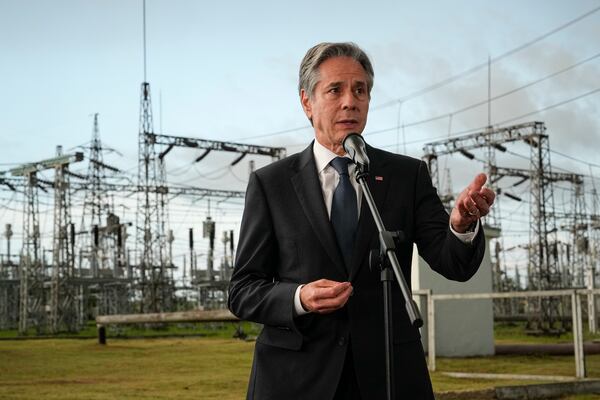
top-left (341, 90), bottom-right (358, 110)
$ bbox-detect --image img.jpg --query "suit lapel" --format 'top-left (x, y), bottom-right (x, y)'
top-left (349, 146), bottom-right (390, 281)
top-left (291, 143), bottom-right (347, 277)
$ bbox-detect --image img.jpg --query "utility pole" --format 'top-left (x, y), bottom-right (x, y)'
top-left (11, 150), bottom-right (83, 334)
top-left (136, 80), bottom-right (170, 313)
top-left (19, 171), bottom-right (42, 334)
top-left (203, 202), bottom-right (215, 283)
top-left (78, 114), bottom-right (130, 321)
top-left (49, 146), bottom-right (79, 333)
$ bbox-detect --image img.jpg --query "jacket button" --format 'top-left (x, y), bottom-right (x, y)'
top-left (338, 336), bottom-right (346, 346)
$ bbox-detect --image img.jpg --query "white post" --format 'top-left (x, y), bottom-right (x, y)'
top-left (427, 290), bottom-right (436, 372)
top-left (572, 291), bottom-right (586, 379)
top-left (587, 267), bottom-right (597, 334)
top-left (588, 291), bottom-right (596, 334)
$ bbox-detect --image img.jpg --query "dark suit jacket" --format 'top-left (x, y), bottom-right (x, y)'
top-left (228, 142), bottom-right (485, 400)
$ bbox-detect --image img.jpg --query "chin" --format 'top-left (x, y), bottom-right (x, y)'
top-left (338, 131), bottom-right (357, 142)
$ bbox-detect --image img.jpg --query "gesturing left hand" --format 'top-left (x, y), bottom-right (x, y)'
top-left (450, 173), bottom-right (496, 233)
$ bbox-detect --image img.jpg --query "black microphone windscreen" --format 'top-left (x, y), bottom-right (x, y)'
top-left (343, 133), bottom-right (369, 172)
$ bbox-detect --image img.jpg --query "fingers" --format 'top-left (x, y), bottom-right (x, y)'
top-left (313, 281), bottom-right (350, 299)
top-left (464, 193), bottom-right (480, 217)
top-left (469, 191), bottom-right (489, 216)
top-left (480, 187), bottom-right (495, 206)
top-left (450, 173), bottom-right (496, 232)
top-left (308, 285), bottom-right (353, 314)
top-left (469, 173), bottom-right (487, 192)
top-left (300, 280), bottom-right (353, 314)
top-left (313, 286), bottom-right (353, 311)
top-left (459, 174), bottom-right (495, 217)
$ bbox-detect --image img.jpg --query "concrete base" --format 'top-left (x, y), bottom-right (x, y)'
top-left (412, 225), bottom-right (500, 357)
top-left (435, 379), bottom-right (600, 400)
top-left (496, 380), bottom-right (600, 399)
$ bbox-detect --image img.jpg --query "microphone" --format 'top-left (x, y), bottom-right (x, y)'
top-left (343, 133), bottom-right (370, 173)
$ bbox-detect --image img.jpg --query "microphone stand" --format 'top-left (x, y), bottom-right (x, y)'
top-left (353, 166), bottom-right (423, 400)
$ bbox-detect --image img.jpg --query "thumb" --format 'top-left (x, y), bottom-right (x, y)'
top-left (470, 173), bottom-right (487, 191)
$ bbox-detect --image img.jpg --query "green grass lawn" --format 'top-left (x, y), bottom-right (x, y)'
top-left (1, 334), bottom-right (600, 399)
top-left (0, 336), bottom-right (252, 400)
top-left (1, 322), bottom-right (600, 399)
top-left (495, 321), bottom-right (600, 345)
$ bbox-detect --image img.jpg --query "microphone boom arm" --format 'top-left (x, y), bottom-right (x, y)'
top-left (344, 132), bottom-right (422, 400)
top-left (354, 166), bottom-right (423, 327)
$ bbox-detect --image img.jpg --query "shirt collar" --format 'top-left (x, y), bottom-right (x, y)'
top-left (313, 138), bottom-right (351, 173)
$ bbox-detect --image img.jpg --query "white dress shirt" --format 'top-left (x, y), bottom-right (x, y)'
top-left (293, 139), bottom-right (479, 315)
top-left (312, 139), bottom-right (362, 219)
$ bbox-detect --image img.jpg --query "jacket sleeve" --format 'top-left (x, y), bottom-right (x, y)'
top-left (227, 171), bottom-right (299, 329)
top-left (413, 160), bottom-right (485, 282)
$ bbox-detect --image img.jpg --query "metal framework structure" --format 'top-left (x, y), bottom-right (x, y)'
top-left (148, 133), bottom-right (286, 160)
top-left (49, 147), bottom-right (79, 333)
top-left (0, 164), bottom-right (249, 334)
top-left (591, 189), bottom-right (600, 332)
top-left (422, 121), bottom-right (592, 331)
top-left (10, 150), bottom-right (83, 334)
top-left (134, 82), bottom-right (285, 314)
top-left (136, 82), bottom-right (168, 314)
top-left (0, 224), bottom-right (18, 329)
top-left (78, 114), bottom-right (131, 323)
top-left (0, 0), bottom-right (287, 333)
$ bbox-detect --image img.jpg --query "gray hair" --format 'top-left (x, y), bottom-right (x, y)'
top-left (298, 42), bottom-right (374, 99)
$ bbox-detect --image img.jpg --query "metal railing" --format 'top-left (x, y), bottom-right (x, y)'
top-left (95, 309), bottom-right (238, 344)
top-left (95, 288), bottom-right (597, 379)
top-left (413, 288), bottom-right (600, 379)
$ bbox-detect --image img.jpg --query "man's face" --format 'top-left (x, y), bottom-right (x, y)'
top-left (301, 56), bottom-right (370, 155)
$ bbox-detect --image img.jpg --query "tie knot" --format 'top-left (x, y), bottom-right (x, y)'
top-left (330, 157), bottom-right (351, 176)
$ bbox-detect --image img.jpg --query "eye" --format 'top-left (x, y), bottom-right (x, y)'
top-left (328, 87), bottom-right (339, 94)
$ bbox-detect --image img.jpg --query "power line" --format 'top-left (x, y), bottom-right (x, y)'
top-left (233, 125), bottom-right (312, 142)
top-left (224, 7), bottom-right (600, 145)
top-left (180, 7), bottom-right (600, 149)
top-left (370, 86), bottom-right (600, 152)
top-left (365, 51), bottom-right (600, 141)
top-left (371, 4), bottom-right (600, 110)
top-left (498, 86), bottom-right (600, 125)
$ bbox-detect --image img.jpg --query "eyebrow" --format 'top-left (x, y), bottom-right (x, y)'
top-left (325, 80), bottom-right (367, 88)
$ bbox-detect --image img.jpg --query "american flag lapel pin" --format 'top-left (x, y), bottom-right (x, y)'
top-left (375, 176), bottom-right (384, 182)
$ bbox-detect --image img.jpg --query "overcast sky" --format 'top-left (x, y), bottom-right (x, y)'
top-left (1, 0), bottom-right (599, 281)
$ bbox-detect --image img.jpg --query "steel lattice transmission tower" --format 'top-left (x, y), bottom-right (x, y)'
top-left (423, 121), bottom-right (566, 331)
top-left (80, 114), bottom-right (113, 278)
top-left (49, 146), bottom-right (81, 333)
top-left (591, 188), bottom-right (600, 333)
top-left (79, 114), bottom-right (130, 319)
top-left (0, 222), bottom-right (19, 330)
top-left (526, 129), bottom-right (563, 332)
top-left (11, 150), bottom-right (83, 334)
top-left (136, 82), bottom-right (172, 313)
top-left (15, 170), bottom-right (43, 334)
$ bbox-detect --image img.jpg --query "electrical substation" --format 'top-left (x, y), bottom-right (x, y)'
top-left (0, 81), bottom-right (285, 334)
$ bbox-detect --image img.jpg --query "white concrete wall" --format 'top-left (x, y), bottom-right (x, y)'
top-left (412, 226), bottom-right (499, 357)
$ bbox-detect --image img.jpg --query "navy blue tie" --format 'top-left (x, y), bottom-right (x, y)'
top-left (330, 157), bottom-right (358, 272)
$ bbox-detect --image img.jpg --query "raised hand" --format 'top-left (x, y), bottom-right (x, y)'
top-left (450, 173), bottom-right (495, 233)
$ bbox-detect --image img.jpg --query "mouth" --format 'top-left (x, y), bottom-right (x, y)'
top-left (336, 119), bottom-right (359, 128)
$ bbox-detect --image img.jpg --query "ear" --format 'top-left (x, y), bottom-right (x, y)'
top-left (300, 89), bottom-right (312, 121)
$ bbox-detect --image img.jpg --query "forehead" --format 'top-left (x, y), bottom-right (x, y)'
top-left (317, 56), bottom-right (368, 84)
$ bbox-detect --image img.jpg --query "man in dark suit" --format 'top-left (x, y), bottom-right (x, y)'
top-left (228, 42), bottom-right (495, 399)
